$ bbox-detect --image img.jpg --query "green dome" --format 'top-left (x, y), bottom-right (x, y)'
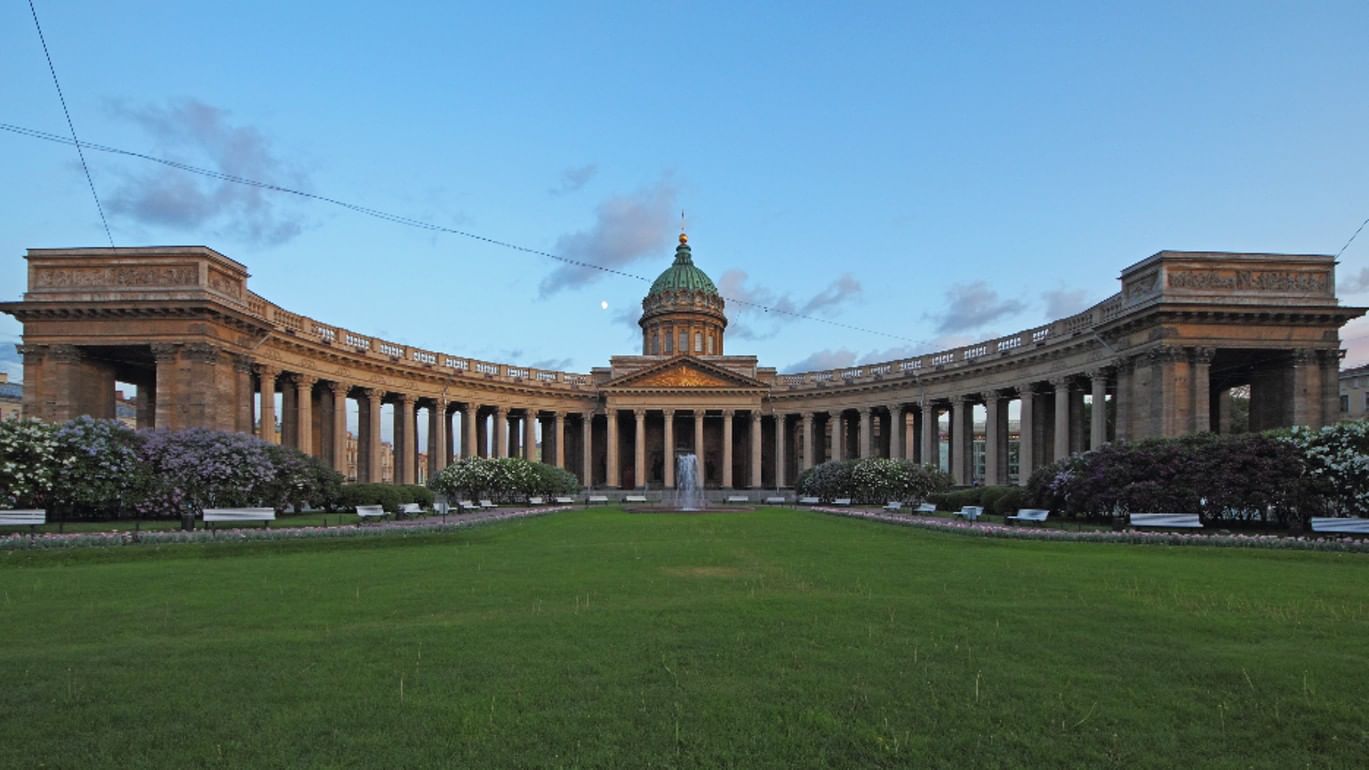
top-left (648, 235), bottom-right (718, 296)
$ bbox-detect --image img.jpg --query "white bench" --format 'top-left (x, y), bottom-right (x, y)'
top-left (553, 496), bottom-right (575, 505)
top-left (1309, 517), bottom-right (1369, 535)
top-left (356, 504), bottom-right (386, 523)
top-left (726, 495), bottom-right (749, 504)
top-left (457, 500), bottom-right (479, 513)
top-left (764, 496), bottom-right (786, 505)
top-left (798, 497), bottom-right (820, 506)
top-left (833, 498), bottom-right (852, 507)
top-left (1129, 513), bottom-right (1203, 529)
top-left (527, 497), bottom-right (545, 506)
top-left (0, 509), bottom-right (45, 532)
top-left (203, 507), bottom-right (276, 530)
top-left (397, 503), bottom-right (424, 519)
top-left (1006, 508), bottom-right (1050, 525)
top-left (914, 502), bottom-right (936, 514)
top-left (952, 506), bottom-right (984, 522)
top-left (479, 499), bottom-right (498, 509)
top-left (883, 501), bottom-right (903, 512)
top-left (623, 494), bottom-right (648, 503)
top-left (586, 495), bottom-right (609, 505)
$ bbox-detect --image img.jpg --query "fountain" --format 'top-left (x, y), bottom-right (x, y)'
top-left (673, 452), bottom-right (706, 511)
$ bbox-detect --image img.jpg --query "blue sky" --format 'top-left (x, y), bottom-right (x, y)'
top-left (3, 0), bottom-right (1369, 384)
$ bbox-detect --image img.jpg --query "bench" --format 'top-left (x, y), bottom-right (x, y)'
top-left (833, 498), bottom-right (852, 507)
top-left (355, 504), bottom-right (387, 523)
top-left (952, 506), bottom-right (984, 522)
top-left (457, 500), bottom-right (479, 513)
top-left (764, 496), bottom-right (786, 505)
top-left (397, 503), bottom-right (424, 519)
top-left (586, 495), bottom-right (609, 506)
top-left (527, 497), bottom-right (545, 506)
top-left (1006, 508), bottom-right (1050, 525)
top-left (725, 495), bottom-right (749, 504)
top-left (1309, 517), bottom-right (1369, 535)
top-left (203, 507), bottom-right (276, 530)
top-left (1129, 513), bottom-right (1203, 529)
top-left (553, 496), bottom-right (575, 505)
top-left (623, 495), bottom-right (648, 503)
top-left (479, 499), bottom-right (498, 509)
top-left (798, 497), bottom-right (820, 506)
top-left (0, 509), bottom-right (45, 533)
top-left (882, 501), bottom-right (903, 512)
top-left (914, 502), bottom-right (937, 514)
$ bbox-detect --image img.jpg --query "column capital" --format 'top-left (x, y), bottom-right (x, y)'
top-left (948, 394), bottom-right (967, 406)
top-left (722, 408), bottom-right (735, 418)
top-left (582, 410), bottom-right (595, 421)
top-left (979, 391), bottom-right (999, 404)
top-left (494, 404), bottom-right (509, 416)
top-left (395, 392), bottom-right (414, 406)
top-left (360, 387), bottom-right (383, 404)
top-left (231, 354), bottom-right (255, 374)
top-left (45, 344), bottom-right (82, 364)
top-left (633, 408), bottom-right (647, 419)
top-left (1147, 344), bottom-right (1186, 363)
top-left (857, 406), bottom-right (872, 416)
top-left (1319, 348), bottom-right (1345, 364)
top-left (886, 403), bottom-right (903, 415)
top-left (827, 408), bottom-right (842, 418)
top-left (799, 412), bottom-right (813, 425)
top-left (751, 410), bottom-right (762, 422)
top-left (284, 372), bottom-right (317, 388)
top-left (662, 408), bottom-right (675, 418)
top-left (1190, 347), bottom-right (1217, 364)
top-left (252, 361), bottom-right (278, 378)
top-left (325, 380), bottom-right (348, 396)
top-left (1048, 376), bottom-right (1071, 389)
top-left (183, 343), bottom-right (220, 364)
top-left (1016, 382), bottom-right (1040, 396)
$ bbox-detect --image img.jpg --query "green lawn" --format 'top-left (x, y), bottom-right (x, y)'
top-left (1, 508), bottom-right (1365, 769)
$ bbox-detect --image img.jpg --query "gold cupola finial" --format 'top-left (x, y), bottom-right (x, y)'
top-left (679, 210), bottom-right (687, 244)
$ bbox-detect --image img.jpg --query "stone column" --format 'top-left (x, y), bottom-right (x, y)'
top-left (281, 375), bottom-right (299, 448)
top-left (1149, 345), bottom-right (1190, 438)
top-left (396, 394), bottom-right (416, 484)
top-left (494, 406), bottom-right (509, 458)
top-left (1017, 385), bottom-right (1035, 486)
top-left (888, 405), bottom-right (904, 461)
top-left (633, 409), bottom-right (646, 489)
top-left (1090, 370), bottom-right (1109, 447)
top-left (920, 402), bottom-right (937, 471)
top-left (1291, 349), bottom-right (1318, 428)
top-left (775, 413), bottom-right (788, 488)
top-left (663, 410), bottom-right (676, 488)
top-left (1052, 378), bottom-right (1071, 460)
top-left (581, 412), bottom-right (594, 486)
top-left (429, 399), bottom-right (448, 478)
top-left (255, 364), bottom-right (278, 444)
top-left (982, 391), bottom-right (1002, 486)
top-left (1187, 349), bottom-right (1212, 434)
top-left (800, 412), bottom-right (815, 472)
top-left (606, 409), bottom-right (620, 488)
top-left (524, 410), bottom-right (538, 461)
top-left (232, 356), bottom-right (255, 434)
top-left (750, 411), bottom-right (763, 488)
top-left (722, 409), bottom-right (735, 488)
top-left (694, 410), bottom-right (705, 459)
top-left (830, 410), bottom-right (845, 461)
top-left (858, 407), bottom-right (872, 459)
top-left (554, 412), bottom-right (567, 468)
top-left (152, 344), bottom-right (181, 431)
top-left (363, 389), bottom-right (382, 483)
top-left (328, 383), bottom-right (348, 475)
top-left (950, 396), bottom-right (969, 485)
top-left (1114, 358), bottom-right (1134, 442)
top-left (293, 375), bottom-right (315, 456)
top-left (1320, 349), bottom-right (1342, 429)
top-left (464, 405), bottom-right (479, 460)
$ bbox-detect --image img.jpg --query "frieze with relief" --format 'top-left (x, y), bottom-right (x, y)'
top-left (1166, 269), bottom-right (1329, 294)
top-left (631, 364), bottom-right (736, 388)
top-left (34, 265), bottom-right (197, 290)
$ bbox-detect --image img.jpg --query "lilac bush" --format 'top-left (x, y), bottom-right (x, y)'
top-left (50, 417), bottom-right (143, 518)
top-left (135, 428), bottom-right (277, 518)
top-left (1280, 422), bottom-right (1369, 516)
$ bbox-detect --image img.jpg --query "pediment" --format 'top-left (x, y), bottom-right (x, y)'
top-left (604, 356), bottom-right (767, 391)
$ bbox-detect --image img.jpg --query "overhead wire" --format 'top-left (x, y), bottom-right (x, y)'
top-left (26, 0), bottom-right (113, 249)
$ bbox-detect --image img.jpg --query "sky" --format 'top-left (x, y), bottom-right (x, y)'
top-left (3, 0), bottom-right (1369, 389)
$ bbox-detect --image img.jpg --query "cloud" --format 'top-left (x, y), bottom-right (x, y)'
top-left (782, 333), bottom-right (980, 374)
top-left (105, 98), bottom-right (308, 245)
top-left (925, 281), bottom-right (1026, 334)
top-left (1339, 267), bottom-right (1369, 296)
top-left (538, 177), bottom-right (677, 297)
top-left (783, 348), bottom-right (858, 373)
top-left (718, 269), bottom-right (862, 340)
top-left (1042, 286), bottom-right (1091, 319)
top-left (529, 356), bottom-right (576, 371)
top-left (549, 164), bottom-right (598, 195)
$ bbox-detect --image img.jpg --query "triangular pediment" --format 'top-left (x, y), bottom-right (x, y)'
top-left (604, 356), bottom-right (768, 391)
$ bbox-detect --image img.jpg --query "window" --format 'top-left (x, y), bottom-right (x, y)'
top-left (706, 334), bottom-right (714, 354)
top-left (663, 329), bottom-right (673, 354)
top-left (1342, 394), bottom-right (1350, 413)
top-left (650, 334), bottom-right (659, 355)
top-left (679, 331), bottom-right (687, 353)
top-left (694, 331), bottom-right (702, 352)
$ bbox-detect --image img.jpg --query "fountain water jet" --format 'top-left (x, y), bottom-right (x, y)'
top-left (673, 453), bottom-right (706, 511)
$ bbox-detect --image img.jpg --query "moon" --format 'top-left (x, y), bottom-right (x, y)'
top-left (600, 300), bottom-right (609, 310)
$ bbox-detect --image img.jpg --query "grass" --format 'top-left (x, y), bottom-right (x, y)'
top-left (1, 507), bottom-right (1365, 769)
top-left (26, 510), bottom-right (404, 534)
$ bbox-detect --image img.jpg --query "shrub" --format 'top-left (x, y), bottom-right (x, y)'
top-left (430, 457), bottom-right (573, 504)
top-left (1278, 421), bottom-right (1369, 518)
top-left (50, 417), bottom-right (144, 519)
top-left (337, 483), bottom-right (405, 513)
top-left (991, 487), bottom-right (1026, 515)
top-left (262, 444), bottom-right (345, 512)
top-left (134, 428), bottom-right (277, 518)
top-left (796, 459), bottom-right (950, 504)
top-left (398, 484), bottom-right (435, 507)
top-left (0, 418), bottom-right (63, 508)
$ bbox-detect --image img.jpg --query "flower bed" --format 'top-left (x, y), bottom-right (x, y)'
top-left (0, 506), bottom-right (571, 551)
top-left (814, 507), bottom-right (1369, 554)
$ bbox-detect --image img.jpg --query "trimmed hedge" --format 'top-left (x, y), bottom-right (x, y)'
top-left (337, 483), bottom-right (433, 514)
top-left (795, 458), bottom-right (951, 505)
